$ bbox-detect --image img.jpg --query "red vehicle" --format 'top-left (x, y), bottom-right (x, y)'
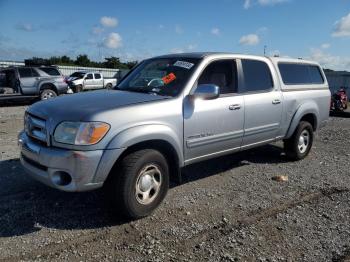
top-left (331, 88), bottom-right (348, 112)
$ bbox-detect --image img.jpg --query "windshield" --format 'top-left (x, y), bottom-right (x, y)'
top-left (117, 57), bottom-right (200, 97)
top-left (70, 72), bottom-right (86, 79)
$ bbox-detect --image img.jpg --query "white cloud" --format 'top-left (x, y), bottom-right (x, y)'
top-left (309, 48), bottom-right (350, 71)
top-left (211, 28), bottom-right (220, 36)
top-left (91, 26), bottom-right (104, 35)
top-left (239, 34), bottom-right (260, 46)
top-left (244, 0), bottom-right (251, 9)
top-left (170, 48), bottom-right (184, 54)
top-left (332, 12), bottom-right (350, 37)
top-left (244, 0), bottom-right (288, 9)
top-left (258, 0), bottom-right (288, 6)
top-left (175, 25), bottom-right (183, 34)
top-left (16, 23), bottom-right (33, 32)
top-left (170, 44), bottom-right (197, 54)
top-left (100, 16), bottom-right (118, 28)
top-left (103, 32), bottom-right (122, 49)
top-left (321, 43), bottom-right (330, 49)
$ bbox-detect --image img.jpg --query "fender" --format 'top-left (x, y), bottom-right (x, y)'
top-left (107, 124), bottom-right (184, 165)
top-left (38, 81), bottom-right (58, 91)
top-left (92, 124), bottom-right (183, 184)
top-left (285, 101), bottom-right (319, 139)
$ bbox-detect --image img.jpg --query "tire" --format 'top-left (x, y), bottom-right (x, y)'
top-left (106, 149), bottom-right (169, 219)
top-left (40, 89), bottom-right (57, 100)
top-left (106, 83), bottom-right (113, 89)
top-left (284, 121), bottom-right (314, 161)
top-left (74, 85), bottom-right (82, 93)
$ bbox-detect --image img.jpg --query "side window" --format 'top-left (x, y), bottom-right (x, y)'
top-left (308, 66), bottom-right (324, 84)
top-left (86, 73), bottom-right (93, 80)
top-left (197, 60), bottom-right (237, 95)
top-left (18, 68), bottom-right (33, 78)
top-left (278, 63), bottom-right (324, 85)
top-left (94, 73), bottom-right (102, 79)
top-left (39, 67), bottom-right (61, 76)
top-left (31, 68), bottom-right (40, 77)
top-left (241, 59), bottom-right (273, 92)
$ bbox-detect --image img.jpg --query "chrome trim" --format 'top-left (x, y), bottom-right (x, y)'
top-left (244, 123), bottom-right (279, 137)
top-left (186, 130), bottom-right (243, 148)
top-left (25, 113), bottom-right (49, 145)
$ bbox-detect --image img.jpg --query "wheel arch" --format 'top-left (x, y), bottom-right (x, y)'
top-left (285, 101), bottom-right (319, 139)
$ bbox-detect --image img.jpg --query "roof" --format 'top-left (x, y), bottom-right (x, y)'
top-left (152, 52), bottom-right (320, 65)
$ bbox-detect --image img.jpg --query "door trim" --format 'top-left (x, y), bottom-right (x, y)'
top-left (186, 129), bottom-right (244, 148)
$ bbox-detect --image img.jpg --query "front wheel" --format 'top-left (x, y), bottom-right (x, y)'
top-left (40, 89), bottom-right (57, 100)
top-left (284, 121), bottom-right (314, 161)
top-left (106, 149), bottom-right (169, 219)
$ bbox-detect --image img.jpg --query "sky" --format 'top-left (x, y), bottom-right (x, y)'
top-left (0, 0), bottom-right (350, 70)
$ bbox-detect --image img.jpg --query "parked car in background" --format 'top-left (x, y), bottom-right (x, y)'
top-left (18, 53), bottom-right (330, 219)
top-left (0, 66), bottom-right (68, 101)
top-left (66, 71), bottom-right (117, 93)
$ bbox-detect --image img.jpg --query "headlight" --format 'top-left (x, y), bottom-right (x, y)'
top-left (54, 122), bottom-right (110, 145)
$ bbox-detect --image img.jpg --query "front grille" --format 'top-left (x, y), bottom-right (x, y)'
top-left (25, 113), bottom-right (49, 146)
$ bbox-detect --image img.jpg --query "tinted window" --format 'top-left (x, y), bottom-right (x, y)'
top-left (308, 66), bottom-right (324, 84)
top-left (31, 68), bottom-right (40, 77)
top-left (38, 67), bottom-right (61, 76)
top-left (86, 74), bottom-right (93, 80)
top-left (198, 60), bottom-right (237, 94)
top-left (278, 63), bottom-right (324, 85)
top-left (94, 73), bottom-right (102, 79)
top-left (18, 68), bottom-right (33, 78)
top-left (242, 60), bottom-right (273, 92)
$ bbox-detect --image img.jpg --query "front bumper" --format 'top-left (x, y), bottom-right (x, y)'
top-left (18, 131), bottom-right (123, 192)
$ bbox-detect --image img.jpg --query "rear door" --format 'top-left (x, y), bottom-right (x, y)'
top-left (94, 73), bottom-right (104, 89)
top-left (240, 59), bottom-right (282, 148)
top-left (18, 67), bottom-right (39, 94)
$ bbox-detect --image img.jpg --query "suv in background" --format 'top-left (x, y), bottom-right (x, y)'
top-left (0, 66), bottom-right (68, 101)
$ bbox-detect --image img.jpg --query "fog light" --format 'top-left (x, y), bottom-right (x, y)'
top-left (52, 171), bottom-right (72, 186)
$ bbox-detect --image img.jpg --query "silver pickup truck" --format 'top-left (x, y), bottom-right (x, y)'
top-left (18, 53), bottom-right (330, 219)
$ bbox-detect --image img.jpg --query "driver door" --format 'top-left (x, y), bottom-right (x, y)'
top-left (184, 59), bottom-right (245, 163)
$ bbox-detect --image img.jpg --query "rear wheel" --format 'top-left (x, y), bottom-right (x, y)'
top-left (106, 83), bottom-right (113, 89)
top-left (106, 149), bottom-right (169, 219)
top-left (40, 89), bottom-right (57, 100)
top-left (284, 121), bottom-right (314, 160)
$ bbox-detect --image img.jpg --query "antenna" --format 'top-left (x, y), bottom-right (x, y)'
top-left (264, 45), bottom-right (267, 56)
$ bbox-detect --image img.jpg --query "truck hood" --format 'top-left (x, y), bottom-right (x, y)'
top-left (27, 90), bottom-right (169, 122)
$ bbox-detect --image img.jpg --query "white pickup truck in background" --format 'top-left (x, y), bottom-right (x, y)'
top-left (66, 71), bottom-right (117, 93)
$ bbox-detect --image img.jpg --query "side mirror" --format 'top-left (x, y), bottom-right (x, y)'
top-left (193, 84), bottom-right (219, 100)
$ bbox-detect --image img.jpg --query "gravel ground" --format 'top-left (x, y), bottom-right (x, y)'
top-left (0, 105), bottom-right (350, 262)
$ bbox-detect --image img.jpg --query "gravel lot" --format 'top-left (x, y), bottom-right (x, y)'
top-left (0, 105), bottom-right (350, 261)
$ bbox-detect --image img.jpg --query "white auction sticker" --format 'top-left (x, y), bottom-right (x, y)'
top-left (173, 60), bottom-right (194, 69)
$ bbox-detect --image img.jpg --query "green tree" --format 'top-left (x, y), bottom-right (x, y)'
top-left (75, 54), bottom-right (91, 67)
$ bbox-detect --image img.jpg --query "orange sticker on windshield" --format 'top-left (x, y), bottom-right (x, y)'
top-left (162, 73), bottom-right (176, 85)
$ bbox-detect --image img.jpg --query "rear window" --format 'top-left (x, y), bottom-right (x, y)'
top-left (95, 73), bottom-right (102, 79)
top-left (38, 67), bottom-right (61, 76)
top-left (278, 63), bottom-right (324, 85)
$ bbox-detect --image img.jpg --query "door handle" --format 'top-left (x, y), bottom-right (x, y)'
top-left (229, 104), bottom-right (241, 110)
top-left (272, 99), bottom-right (281, 105)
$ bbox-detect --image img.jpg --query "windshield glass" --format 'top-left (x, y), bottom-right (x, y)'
top-left (117, 57), bottom-right (200, 97)
top-left (70, 72), bottom-right (86, 79)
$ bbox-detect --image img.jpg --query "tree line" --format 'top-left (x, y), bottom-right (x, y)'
top-left (26, 55), bottom-right (138, 69)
